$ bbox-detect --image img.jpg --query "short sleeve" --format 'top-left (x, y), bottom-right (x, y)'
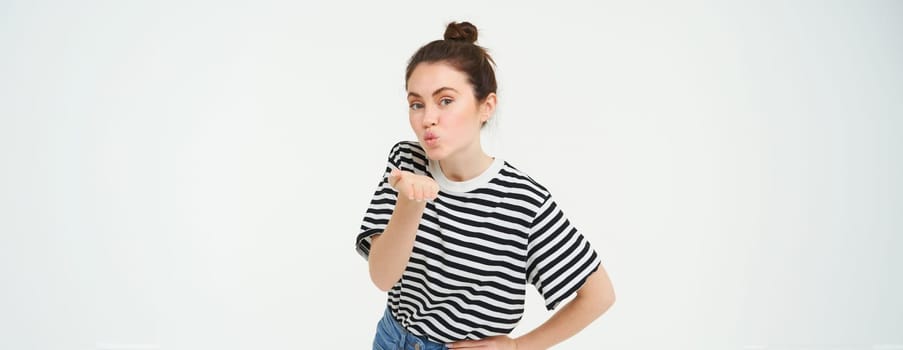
top-left (526, 195), bottom-right (602, 310)
top-left (354, 142), bottom-right (402, 260)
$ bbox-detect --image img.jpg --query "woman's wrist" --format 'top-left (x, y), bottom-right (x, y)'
top-left (395, 195), bottom-right (428, 211)
top-left (512, 336), bottom-right (528, 350)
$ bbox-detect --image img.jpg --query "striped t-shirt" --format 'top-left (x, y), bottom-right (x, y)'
top-left (355, 141), bottom-right (602, 343)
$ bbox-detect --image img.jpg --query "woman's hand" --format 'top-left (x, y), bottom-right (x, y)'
top-left (447, 335), bottom-right (519, 349)
top-left (388, 168), bottom-right (439, 202)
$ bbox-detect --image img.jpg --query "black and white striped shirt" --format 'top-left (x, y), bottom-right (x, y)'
top-left (356, 141), bottom-right (601, 343)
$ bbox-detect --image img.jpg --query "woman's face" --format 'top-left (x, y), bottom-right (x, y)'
top-left (406, 62), bottom-right (494, 161)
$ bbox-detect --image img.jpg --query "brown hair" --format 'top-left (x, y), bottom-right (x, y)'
top-left (404, 21), bottom-right (498, 103)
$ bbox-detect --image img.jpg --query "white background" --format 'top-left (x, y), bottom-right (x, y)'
top-left (1, 0), bottom-right (901, 349)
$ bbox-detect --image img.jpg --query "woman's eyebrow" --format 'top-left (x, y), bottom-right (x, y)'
top-left (407, 87), bottom-right (459, 99)
top-left (431, 87), bottom-right (458, 96)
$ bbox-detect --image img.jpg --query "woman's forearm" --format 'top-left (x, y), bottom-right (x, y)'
top-left (515, 267), bottom-right (616, 350)
top-left (368, 197), bottom-right (427, 291)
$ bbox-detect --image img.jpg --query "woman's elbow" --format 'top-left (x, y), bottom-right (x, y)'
top-left (371, 277), bottom-right (393, 292)
top-left (368, 264), bottom-right (396, 292)
top-left (585, 269), bottom-right (615, 315)
top-left (584, 285), bottom-right (614, 319)
top-left (600, 286), bottom-right (615, 311)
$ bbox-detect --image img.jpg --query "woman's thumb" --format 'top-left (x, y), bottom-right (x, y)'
top-left (388, 168), bottom-right (402, 185)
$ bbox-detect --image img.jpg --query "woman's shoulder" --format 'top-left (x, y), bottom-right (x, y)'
top-left (495, 159), bottom-right (553, 202)
top-left (386, 140), bottom-right (426, 159)
top-left (388, 140), bottom-right (424, 154)
top-left (385, 140), bottom-right (428, 171)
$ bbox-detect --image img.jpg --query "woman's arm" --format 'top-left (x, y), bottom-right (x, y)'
top-left (448, 264), bottom-right (615, 350)
top-left (368, 196), bottom-right (427, 291)
top-left (514, 265), bottom-right (615, 350)
top-left (368, 169), bottom-right (439, 291)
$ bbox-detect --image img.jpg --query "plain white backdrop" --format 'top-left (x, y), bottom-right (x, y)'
top-left (1, 0), bottom-right (901, 349)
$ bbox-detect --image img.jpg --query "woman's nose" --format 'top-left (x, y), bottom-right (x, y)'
top-left (422, 110), bottom-right (438, 126)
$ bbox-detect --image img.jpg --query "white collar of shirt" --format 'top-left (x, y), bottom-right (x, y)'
top-left (428, 156), bottom-right (504, 193)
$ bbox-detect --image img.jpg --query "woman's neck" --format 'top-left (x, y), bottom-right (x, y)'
top-left (438, 143), bottom-right (494, 182)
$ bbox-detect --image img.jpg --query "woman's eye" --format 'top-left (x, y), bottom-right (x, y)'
top-left (409, 102), bottom-right (423, 110)
top-left (439, 98), bottom-right (453, 106)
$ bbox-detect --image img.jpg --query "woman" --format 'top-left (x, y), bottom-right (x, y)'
top-left (356, 21), bottom-right (615, 350)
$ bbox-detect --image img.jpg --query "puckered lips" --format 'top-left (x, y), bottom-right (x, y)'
top-left (424, 131), bottom-right (439, 147)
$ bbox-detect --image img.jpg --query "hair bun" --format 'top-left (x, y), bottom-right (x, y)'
top-left (444, 21), bottom-right (478, 43)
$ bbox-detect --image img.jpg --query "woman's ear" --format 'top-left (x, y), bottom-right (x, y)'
top-left (479, 92), bottom-right (497, 123)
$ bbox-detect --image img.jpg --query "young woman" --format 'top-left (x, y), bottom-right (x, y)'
top-left (356, 21), bottom-right (615, 350)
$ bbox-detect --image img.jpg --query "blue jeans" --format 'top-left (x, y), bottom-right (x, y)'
top-left (373, 307), bottom-right (448, 350)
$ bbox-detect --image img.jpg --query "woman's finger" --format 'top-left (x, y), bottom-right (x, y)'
top-left (431, 183), bottom-right (440, 199)
top-left (447, 339), bottom-right (485, 348)
top-left (387, 169), bottom-right (400, 188)
top-left (406, 181), bottom-right (415, 201)
top-left (414, 181), bottom-right (425, 201)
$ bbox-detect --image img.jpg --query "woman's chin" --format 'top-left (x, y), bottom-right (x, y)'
top-left (425, 152), bottom-right (439, 161)
top-left (424, 148), bottom-right (445, 161)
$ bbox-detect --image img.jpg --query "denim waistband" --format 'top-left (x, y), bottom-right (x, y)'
top-left (380, 307), bottom-right (447, 350)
